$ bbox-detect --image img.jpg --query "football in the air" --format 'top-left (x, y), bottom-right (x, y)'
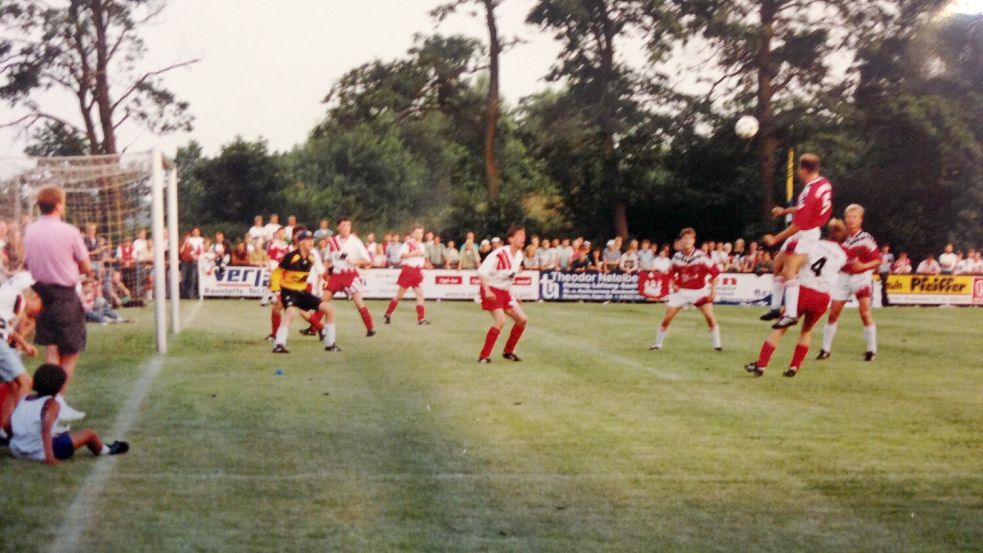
top-left (735, 115), bottom-right (759, 139)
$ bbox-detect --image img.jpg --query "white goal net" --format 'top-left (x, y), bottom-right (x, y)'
top-left (0, 150), bottom-right (181, 352)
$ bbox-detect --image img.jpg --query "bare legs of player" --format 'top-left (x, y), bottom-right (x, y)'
top-left (0, 373), bottom-right (32, 433)
top-left (651, 305), bottom-right (721, 350)
top-left (385, 286), bottom-right (427, 324)
top-left (479, 305), bottom-right (528, 362)
top-left (821, 295), bottom-right (876, 360)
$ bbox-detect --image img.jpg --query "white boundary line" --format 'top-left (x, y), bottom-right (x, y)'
top-left (48, 300), bottom-right (203, 553)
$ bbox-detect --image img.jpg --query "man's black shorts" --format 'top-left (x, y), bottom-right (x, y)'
top-left (33, 283), bottom-right (87, 354)
top-left (279, 289), bottom-right (322, 312)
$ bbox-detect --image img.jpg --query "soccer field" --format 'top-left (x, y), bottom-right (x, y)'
top-left (2, 300), bottom-right (982, 552)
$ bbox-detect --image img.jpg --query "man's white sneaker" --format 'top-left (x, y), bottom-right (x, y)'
top-left (56, 396), bottom-right (86, 421)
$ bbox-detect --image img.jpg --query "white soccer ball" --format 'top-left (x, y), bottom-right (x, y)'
top-left (735, 115), bottom-right (759, 139)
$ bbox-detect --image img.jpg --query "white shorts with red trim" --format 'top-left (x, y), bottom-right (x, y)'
top-left (667, 287), bottom-right (711, 308)
top-left (780, 227), bottom-right (821, 257)
top-left (831, 272), bottom-right (873, 302)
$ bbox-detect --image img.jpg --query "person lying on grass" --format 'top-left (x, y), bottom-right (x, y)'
top-left (7, 363), bottom-right (128, 464)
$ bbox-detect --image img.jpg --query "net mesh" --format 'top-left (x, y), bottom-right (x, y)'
top-left (0, 152), bottom-right (161, 297)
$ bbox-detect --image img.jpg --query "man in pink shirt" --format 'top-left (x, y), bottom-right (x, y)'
top-left (23, 186), bottom-right (93, 421)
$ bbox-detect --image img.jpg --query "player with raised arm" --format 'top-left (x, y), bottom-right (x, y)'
top-left (383, 224), bottom-right (431, 326)
top-left (476, 225), bottom-right (529, 364)
top-left (761, 153), bottom-right (833, 330)
top-left (649, 228), bottom-right (722, 352)
top-left (324, 217), bottom-right (376, 337)
top-left (818, 204), bottom-right (881, 362)
top-left (269, 230), bottom-right (339, 354)
top-left (746, 219), bottom-right (848, 377)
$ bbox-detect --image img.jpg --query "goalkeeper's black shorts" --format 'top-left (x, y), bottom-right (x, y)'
top-left (279, 289), bottom-right (322, 312)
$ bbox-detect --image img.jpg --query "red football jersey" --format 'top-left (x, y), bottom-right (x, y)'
top-left (841, 230), bottom-right (880, 275)
top-left (669, 250), bottom-right (720, 290)
top-left (793, 177), bottom-right (833, 231)
top-left (266, 240), bottom-right (290, 264)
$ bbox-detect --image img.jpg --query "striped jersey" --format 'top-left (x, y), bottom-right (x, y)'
top-left (269, 249), bottom-right (315, 292)
top-left (477, 246), bottom-right (524, 290)
top-left (841, 230), bottom-right (880, 275)
top-left (399, 239), bottom-right (426, 269)
top-left (669, 250), bottom-right (720, 290)
top-left (327, 235), bottom-right (370, 273)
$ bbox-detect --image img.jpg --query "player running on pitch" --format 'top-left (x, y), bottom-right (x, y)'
top-left (324, 217), bottom-right (376, 337)
top-left (476, 225), bottom-right (528, 363)
top-left (649, 228), bottom-right (722, 351)
top-left (383, 224), bottom-right (431, 325)
top-left (746, 219), bottom-right (848, 377)
top-left (269, 230), bottom-right (340, 354)
top-left (818, 204), bottom-right (881, 362)
top-left (264, 226), bottom-right (290, 341)
top-left (761, 153), bottom-right (833, 330)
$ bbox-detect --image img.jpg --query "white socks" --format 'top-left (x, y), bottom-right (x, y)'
top-left (864, 325), bottom-right (877, 353)
top-left (323, 324), bottom-right (336, 347)
top-left (275, 326), bottom-right (289, 347)
top-left (784, 279), bottom-right (800, 319)
top-left (822, 322), bottom-right (838, 352)
top-left (654, 327), bottom-right (668, 348)
top-left (99, 445), bottom-right (110, 455)
top-left (709, 326), bottom-right (722, 349)
top-left (770, 276), bottom-right (785, 309)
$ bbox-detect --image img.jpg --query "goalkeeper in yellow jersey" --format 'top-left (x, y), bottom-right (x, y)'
top-left (269, 228), bottom-right (339, 354)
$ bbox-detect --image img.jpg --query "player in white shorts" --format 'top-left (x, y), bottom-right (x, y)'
top-left (761, 154), bottom-right (833, 330)
top-left (818, 204), bottom-right (881, 362)
top-left (650, 228), bottom-right (722, 352)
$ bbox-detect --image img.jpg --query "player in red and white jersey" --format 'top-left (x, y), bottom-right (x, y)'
top-left (818, 204), bottom-right (881, 362)
top-left (762, 153), bottom-right (833, 330)
top-left (649, 228), bottom-right (722, 351)
top-left (746, 219), bottom-right (848, 377)
top-left (0, 272), bottom-right (41, 435)
top-left (383, 225), bottom-right (430, 325)
top-left (323, 217), bottom-right (376, 336)
top-left (476, 225), bottom-right (528, 363)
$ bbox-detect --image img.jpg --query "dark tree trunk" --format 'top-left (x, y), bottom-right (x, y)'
top-left (597, 3), bottom-right (628, 238)
top-left (756, 0), bottom-right (779, 224)
top-left (483, 0), bottom-right (501, 201)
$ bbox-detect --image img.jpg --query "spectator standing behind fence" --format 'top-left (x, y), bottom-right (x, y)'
top-left (179, 228), bottom-right (204, 298)
top-left (892, 252), bottom-right (912, 274)
top-left (620, 240), bottom-right (640, 274)
top-left (248, 216), bottom-right (265, 242)
top-left (916, 254), bottom-right (941, 275)
top-left (458, 233), bottom-right (479, 270)
top-left (22, 186), bottom-right (92, 421)
top-left (264, 214), bottom-right (281, 242)
top-left (954, 249), bottom-right (975, 274)
top-left (427, 234), bottom-right (446, 268)
top-left (638, 240), bottom-right (655, 272)
top-left (444, 240), bottom-right (460, 269)
top-left (249, 238), bottom-right (268, 267)
top-left (538, 239), bottom-right (556, 271)
top-left (602, 240), bottom-right (621, 273)
top-left (938, 243), bottom-right (957, 274)
top-left (83, 224), bottom-right (101, 279)
top-left (386, 233), bottom-right (402, 268)
top-left (523, 236), bottom-right (540, 270)
top-left (314, 219), bottom-right (333, 242)
top-left (231, 242), bottom-right (250, 266)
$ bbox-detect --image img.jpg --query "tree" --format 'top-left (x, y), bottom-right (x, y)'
top-left (432, 0), bottom-right (508, 201)
top-left (673, 0), bottom-right (886, 222)
top-left (527, 0), bottom-right (678, 238)
top-left (0, 0), bottom-right (196, 155)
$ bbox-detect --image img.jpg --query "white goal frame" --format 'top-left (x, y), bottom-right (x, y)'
top-left (151, 147), bottom-right (181, 353)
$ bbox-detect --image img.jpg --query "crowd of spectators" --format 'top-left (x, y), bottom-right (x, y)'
top-left (176, 213), bottom-right (983, 288)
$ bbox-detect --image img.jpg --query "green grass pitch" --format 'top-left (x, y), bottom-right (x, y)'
top-left (2, 300), bottom-right (982, 552)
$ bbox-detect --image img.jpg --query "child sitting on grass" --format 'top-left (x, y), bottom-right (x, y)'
top-left (7, 364), bottom-right (128, 464)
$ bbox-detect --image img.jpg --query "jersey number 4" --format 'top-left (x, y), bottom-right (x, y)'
top-left (811, 257), bottom-right (827, 276)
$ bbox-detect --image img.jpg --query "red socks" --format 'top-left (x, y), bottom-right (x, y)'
top-left (504, 323), bottom-right (525, 354)
top-left (308, 311), bottom-right (324, 332)
top-left (416, 304), bottom-right (425, 322)
top-left (358, 306), bottom-right (374, 331)
top-left (790, 344), bottom-right (809, 371)
top-left (757, 341), bottom-right (776, 368)
top-left (480, 327), bottom-right (501, 359)
top-left (386, 299), bottom-right (399, 317)
top-left (271, 311), bottom-right (281, 335)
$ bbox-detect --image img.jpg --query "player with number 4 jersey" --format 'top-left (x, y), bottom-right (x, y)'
top-left (761, 153), bottom-right (833, 330)
top-left (746, 219), bottom-right (847, 378)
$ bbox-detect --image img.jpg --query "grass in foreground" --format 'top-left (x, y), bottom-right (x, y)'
top-left (2, 300), bottom-right (982, 552)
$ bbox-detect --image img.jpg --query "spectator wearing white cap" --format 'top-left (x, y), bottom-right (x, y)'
top-left (602, 240), bottom-right (621, 273)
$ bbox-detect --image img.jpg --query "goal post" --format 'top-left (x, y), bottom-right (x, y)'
top-left (0, 149), bottom-right (182, 353)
